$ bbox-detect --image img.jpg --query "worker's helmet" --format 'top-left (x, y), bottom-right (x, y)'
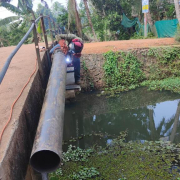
top-left (70, 39), bottom-right (83, 53)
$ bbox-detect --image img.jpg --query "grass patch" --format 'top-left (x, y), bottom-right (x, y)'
top-left (141, 77), bottom-right (180, 94)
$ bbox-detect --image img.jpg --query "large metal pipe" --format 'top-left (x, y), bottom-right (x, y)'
top-left (30, 50), bottom-right (67, 173)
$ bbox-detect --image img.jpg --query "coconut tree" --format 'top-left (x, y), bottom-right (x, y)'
top-left (174, 0), bottom-right (180, 23)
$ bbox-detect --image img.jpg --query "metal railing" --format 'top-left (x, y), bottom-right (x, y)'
top-left (0, 15), bottom-right (59, 84)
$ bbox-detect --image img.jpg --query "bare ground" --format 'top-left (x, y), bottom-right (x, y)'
top-left (83, 38), bottom-right (177, 54)
top-left (0, 38), bottom-right (177, 161)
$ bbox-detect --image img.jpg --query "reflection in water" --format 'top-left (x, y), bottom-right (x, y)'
top-left (63, 88), bottom-right (180, 150)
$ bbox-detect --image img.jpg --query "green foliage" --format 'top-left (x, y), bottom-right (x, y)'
top-left (131, 32), bottom-right (156, 40)
top-left (100, 47), bottom-right (180, 95)
top-left (103, 51), bottom-right (145, 91)
top-left (35, 3), bottom-right (55, 31)
top-left (147, 47), bottom-right (180, 64)
top-left (0, 2), bottom-right (23, 15)
top-left (50, 131), bottom-right (180, 180)
top-left (130, 33), bottom-right (144, 40)
top-left (0, 22), bottom-right (30, 46)
top-left (37, 21), bottom-right (42, 34)
top-left (0, 16), bottom-right (20, 26)
top-left (150, 0), bottom-right (175, 21)
top-left (139, 46), bottom-right (180, 94)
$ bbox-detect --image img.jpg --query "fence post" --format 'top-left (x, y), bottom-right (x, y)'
top-left (48, 17), bottom-right (54, 45)
top-left (31, 20), bottom-right (43, 74)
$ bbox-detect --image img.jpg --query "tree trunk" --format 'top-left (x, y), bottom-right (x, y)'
top-left (72, 0), bottom-right (83, 38)
top-left (83, 0), bottom-right (98, 41)
top-left (146, 10), bottom-right (154, 33)
top-left (174, 0), bottom-right (180, 23)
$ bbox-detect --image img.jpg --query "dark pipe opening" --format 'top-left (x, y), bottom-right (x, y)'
top-left (30, 150), bottom-right (60, 173)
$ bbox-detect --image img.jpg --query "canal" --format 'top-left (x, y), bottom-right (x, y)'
top-left (63, 88), bottom-right (180, 150)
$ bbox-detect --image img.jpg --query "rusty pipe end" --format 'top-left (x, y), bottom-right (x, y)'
top-left (30, 150), bottom-right (61, 173)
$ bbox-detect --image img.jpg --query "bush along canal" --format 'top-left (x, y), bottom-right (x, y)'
top-left (50, 47), bottom-right (180, 179)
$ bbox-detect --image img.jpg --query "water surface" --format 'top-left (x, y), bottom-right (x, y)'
top-left (63, 88), bottom-right (180, 149)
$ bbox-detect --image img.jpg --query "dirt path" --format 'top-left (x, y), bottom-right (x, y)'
top-left (0, 38), bottom-right (177, 161)
top-left (83, 38), bottom-right (177, 54)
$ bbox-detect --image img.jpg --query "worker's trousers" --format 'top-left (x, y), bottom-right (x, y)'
top-left (72, 56), bottom-right (80, 82)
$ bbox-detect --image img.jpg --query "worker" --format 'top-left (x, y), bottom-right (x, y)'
top-left (50, 34), bottom-right (83, 85)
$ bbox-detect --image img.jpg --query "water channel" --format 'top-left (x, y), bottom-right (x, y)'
top-left (63, 88), bottom-right (180, 150)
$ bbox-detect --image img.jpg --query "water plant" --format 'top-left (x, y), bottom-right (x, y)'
top-left (49, 131), bottom-right (180, 179)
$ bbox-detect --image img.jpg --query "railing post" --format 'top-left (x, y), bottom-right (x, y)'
top-left (40, 14), bottom-right (52, 68)
top-left (48, 16), bottom-right (54, 45)
top-left (31, 20), bottom-right (43, 74)
top-left (40, 14), bottom-right (48, 50)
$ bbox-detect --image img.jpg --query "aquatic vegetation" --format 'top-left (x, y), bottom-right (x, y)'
top-left (50, 131), bottom-right (180, 180)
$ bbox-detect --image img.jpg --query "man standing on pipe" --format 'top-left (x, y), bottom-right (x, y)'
top-left (50, 34), bottom-right (84, 85)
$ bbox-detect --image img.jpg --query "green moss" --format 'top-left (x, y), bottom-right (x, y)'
top-left (50, 131), bottom-right (180, 180)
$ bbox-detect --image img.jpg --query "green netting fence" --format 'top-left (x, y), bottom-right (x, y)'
top-left (155, 19), bottom-right (178, 38)
top-left (121, 13), bottom-right (178, 38)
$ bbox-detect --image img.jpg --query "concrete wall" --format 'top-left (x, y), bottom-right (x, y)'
top-left (0, 52), bottom-right (50, 180)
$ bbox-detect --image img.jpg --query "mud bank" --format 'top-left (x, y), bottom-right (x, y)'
top-left (0, 51), bottom-right (50, 180)
top-left (80, 46), bottom-right (180, 90)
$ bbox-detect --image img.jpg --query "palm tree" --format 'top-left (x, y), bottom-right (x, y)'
top-left (174, 0), bottom-right (180, 23)
top-left (68, 0), bottom-right (82, 38)
top-left (83, 0), bottom-right (97, 41)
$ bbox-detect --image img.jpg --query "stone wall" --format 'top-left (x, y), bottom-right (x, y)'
top-left (80, 54), bottom-right (105, 90)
